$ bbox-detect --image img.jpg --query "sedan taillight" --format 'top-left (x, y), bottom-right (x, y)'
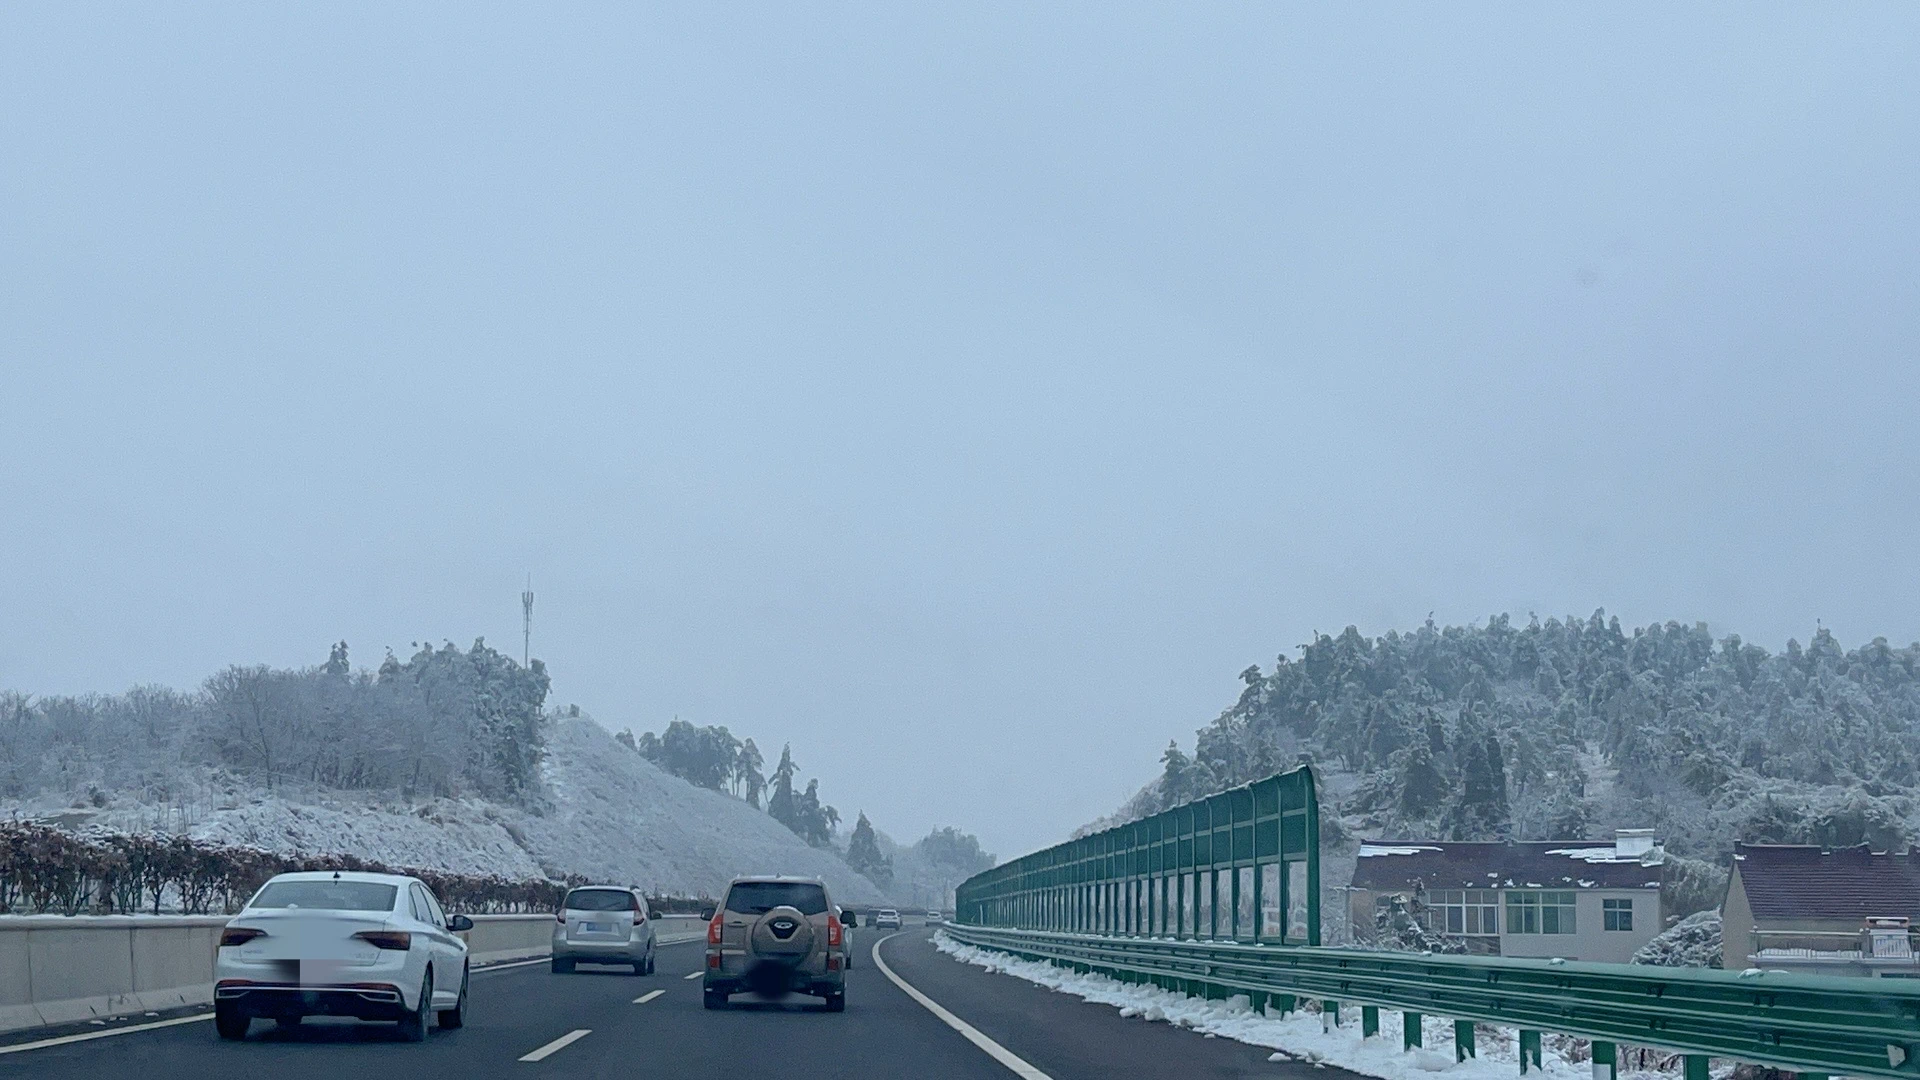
top-left (352, 930), bottom-right (413, 950)
top-left (219, 927), bottom-right (266, 947)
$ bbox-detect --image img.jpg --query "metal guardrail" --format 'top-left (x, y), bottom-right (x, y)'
top-left (942, 923), bottom-right (1920, 1080)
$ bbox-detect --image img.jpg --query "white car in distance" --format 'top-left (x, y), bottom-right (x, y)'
top-left (214, 870), bottom-right (472, 1041)
top-left (873, 908), bottom-right (902, 929)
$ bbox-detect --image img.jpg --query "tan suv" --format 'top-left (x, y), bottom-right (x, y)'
top-left (703, 876), bottom-right (847, 1012)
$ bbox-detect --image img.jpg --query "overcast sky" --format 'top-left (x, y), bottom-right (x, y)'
top-left (4, 4), bottom-right (1918, 860)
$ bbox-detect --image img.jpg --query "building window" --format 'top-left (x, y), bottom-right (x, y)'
top-left (1425, 890), bottom-right (1500, 935)
top-left (1603, 897), bottom-right (1633, 931)
top-left (1506, 890), bottom-right (1576, 934)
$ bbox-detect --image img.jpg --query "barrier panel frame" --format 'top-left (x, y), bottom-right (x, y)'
top-left (956, 766), bottom-right (1319, 945)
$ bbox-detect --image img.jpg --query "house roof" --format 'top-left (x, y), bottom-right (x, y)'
top-left (1349, 839), bottom-right (1664, 891)
top-left (1733, 843), bottom-right (1920, 921)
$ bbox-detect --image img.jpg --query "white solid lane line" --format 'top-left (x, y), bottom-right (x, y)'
top-left (0, 1014), bottom-right (211, 1056)
top-left (519, 1028), bottom-right (592, 1062)
top-left (683, 971), bottom-right (702, 980)
top-left (632, 990), bottom-right (665, 1004)
top-left (871, 933), bottom-right (1056, 1080)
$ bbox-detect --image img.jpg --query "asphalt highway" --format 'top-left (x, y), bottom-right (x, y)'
top-left (1, 925), bottom-right (1348, 1079)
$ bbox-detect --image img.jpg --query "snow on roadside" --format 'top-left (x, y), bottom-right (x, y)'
top-left (931, 932), bottom-right (1592, 1080)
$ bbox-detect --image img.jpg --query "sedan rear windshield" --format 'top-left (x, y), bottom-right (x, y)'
top-left (565, 889), bottom-right (638, 912)
top-left (725, 881), bottom-right (828, 915)
top-left (250, 881), bottom-right (398, 912)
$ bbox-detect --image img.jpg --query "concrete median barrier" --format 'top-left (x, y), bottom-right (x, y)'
top-left (0, 912), bottom-right (719, 1035)
top-left (0, 907), bottom-right (714, 1037)
top-left (0, 915), bottom-right (228, 1034)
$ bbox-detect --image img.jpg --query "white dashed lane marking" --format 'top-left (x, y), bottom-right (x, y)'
top-left (519, 1029), bottom-right (592, 1062)
top-left (633, 990), bottom-right (665, 1004)
top-left (683, 971), bottom-right (702, 980)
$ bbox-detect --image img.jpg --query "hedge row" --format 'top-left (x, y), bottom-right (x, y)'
top-left (0, 822), bottom-right (708, 916)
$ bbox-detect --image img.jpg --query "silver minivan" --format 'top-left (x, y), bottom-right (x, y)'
top-left (552, 885), bottom-right (656, 974)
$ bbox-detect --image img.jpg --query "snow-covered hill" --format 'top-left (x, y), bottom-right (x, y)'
top-left (523, 719), bottom-right (884, 902)
top-left (9, 718), bottom-right (883, 904)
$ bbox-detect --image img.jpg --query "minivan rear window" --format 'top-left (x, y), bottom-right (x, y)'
top-left (251, 880), bottom-right (397, 912)
top-left (565, 888), bottom-right (638, 912)
top-left (725, 881), bottom-right (828, 915)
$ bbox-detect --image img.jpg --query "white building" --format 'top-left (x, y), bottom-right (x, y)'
top-left (1346, 829), bottom-right (1665, 963)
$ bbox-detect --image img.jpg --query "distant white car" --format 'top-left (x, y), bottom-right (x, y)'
top-left (214, 870), bottom-right (472, 1041)
top-left (874, 908), bottom-right (902, 929)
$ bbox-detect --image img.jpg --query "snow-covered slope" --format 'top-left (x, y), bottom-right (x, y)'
top-left (11, 718), bottom-right (882, 904)
top-left (522, 719), bottom-right (883, 902)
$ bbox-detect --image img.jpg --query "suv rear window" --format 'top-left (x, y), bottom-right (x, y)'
top-left (725, 881), bottom-right (828, 915)
top-left (565, 888), bottom-right (638, 912)
top-left (251, 880), bottom-right (397, 912)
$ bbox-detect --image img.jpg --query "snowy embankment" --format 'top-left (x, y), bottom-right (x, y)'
top-left (11, 719), bottom-right (883, 905)
top-left (933, 933), bottom-right (1720, 1080)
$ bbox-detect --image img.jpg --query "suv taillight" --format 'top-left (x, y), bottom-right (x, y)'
top-left (708, 914), bottom-right (724, 945)
top-left (827, 914), bottom-right (843, 948)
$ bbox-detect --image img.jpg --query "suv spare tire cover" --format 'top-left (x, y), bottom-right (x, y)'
top-left (749, 906), bottom-right (816, 958)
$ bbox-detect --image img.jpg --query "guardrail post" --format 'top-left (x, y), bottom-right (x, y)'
top-left (1519, 1030), bottom-right (1542, 1074)
top-left (1322, 1000), bottom-right (1339, 1032)
top-left (1362, 1005), bottom-right (1379, 1039)
top-left (1455, 1020), bottom-right (1476, 1062)
top-left (1683, 1056), bottom-right (1708, 1080)
top-left (1269, 993), bottom-right (1294, 1016)
top-left (1404, 1011), bottom-right (1423, 1051)
top-left (1591, 1041), bottom-right (1616, 1080)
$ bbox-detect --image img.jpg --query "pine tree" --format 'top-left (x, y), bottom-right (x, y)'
top-left (767, 745), bottom-right (799, 830)
top-left (735, 738), bottom-right (765, 807)
top-left (846, 811), bottom-right (893, 888)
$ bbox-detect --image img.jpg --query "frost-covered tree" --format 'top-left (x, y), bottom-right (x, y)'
top-left (2, 639), bottom-right (550, 805)
top-left (1123, 611), bottom-right (1920, 861)
top-left (634, 719), bottom-right (740, 791)
top-left (845, 811), bottom-right (893, 887)
top-left (735, 738), bottom-right (765, 807)
top-left (766, 745), bottom-right (800, 831)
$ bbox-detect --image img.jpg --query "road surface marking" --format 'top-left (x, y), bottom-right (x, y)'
top-left (683, 971), bottom-right (702, 980)
top-left (0, 1014), bottom-right (211, 1056)
top-left (519, 1029), bottom-right (591, 1062)
top-left (872, 933), bottom-right (1055, 1080)
top-left (475, 956), bottom-right (553, 974)
top-left (633, 990), bottom-right (665, 1004)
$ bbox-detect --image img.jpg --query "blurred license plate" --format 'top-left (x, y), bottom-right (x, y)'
top-left (582, 922), bottom-right (608, 933)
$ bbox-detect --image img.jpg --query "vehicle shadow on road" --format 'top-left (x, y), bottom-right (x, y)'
top-left (248, 1020), bottom-right (457, 1043)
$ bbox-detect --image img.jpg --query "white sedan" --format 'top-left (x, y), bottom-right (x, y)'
top-left (214, 870), bottom-right (473, 1041)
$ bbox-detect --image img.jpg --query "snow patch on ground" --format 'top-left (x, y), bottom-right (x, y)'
top-left (932, 932), bottom-right (1599, 1080)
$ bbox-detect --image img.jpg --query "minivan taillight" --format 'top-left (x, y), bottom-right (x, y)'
top-left (707, 914), bottom-right (724, 945)
top-left (827, 914), bottom-right (843, 948)
top-left (353, 930), bottom-right (413, 951)
top-left (220, 927), bottom-right (266, 947)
